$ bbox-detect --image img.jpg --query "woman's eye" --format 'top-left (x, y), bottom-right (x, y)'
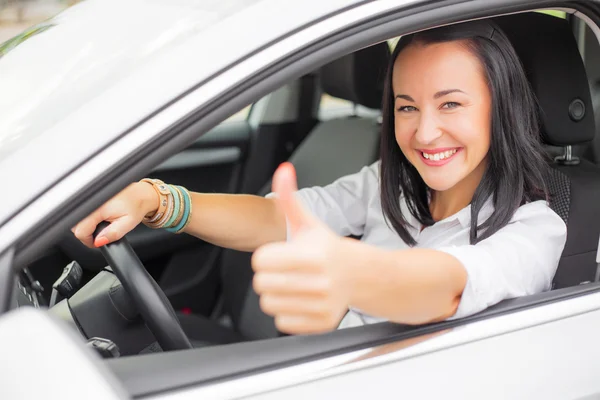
top-left (398, 105), bottom-right (417, 112)
top-left (441, 102), bottom-right (460, 109)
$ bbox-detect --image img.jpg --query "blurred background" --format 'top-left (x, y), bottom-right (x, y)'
top-left (0, 0), bottom-right (80, 42)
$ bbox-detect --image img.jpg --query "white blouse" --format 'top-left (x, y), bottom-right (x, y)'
top-left (279, 161), bottom-right (567, 327)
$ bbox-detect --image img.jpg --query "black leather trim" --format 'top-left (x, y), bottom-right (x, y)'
top-left (546, 167), bottom-right (570, 224)
top-left (177, 312), bottom-right (245, 346)
top-left (553, 251), bottom-right (598, 289)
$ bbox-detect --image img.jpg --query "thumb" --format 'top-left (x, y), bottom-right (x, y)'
top-left (272, 162), bottom-right (317, 235)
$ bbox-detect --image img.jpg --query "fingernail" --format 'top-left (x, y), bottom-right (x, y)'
top-left (277, 162), bottom-right (296, 182)
top-left (95, 237), bottom-right (109, 248)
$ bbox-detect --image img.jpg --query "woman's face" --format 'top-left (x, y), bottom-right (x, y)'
top-left (392, 40), bottom-right (492, 192)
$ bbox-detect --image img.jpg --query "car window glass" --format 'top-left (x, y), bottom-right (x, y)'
top-left (318, 39), bottom-right (397, 121)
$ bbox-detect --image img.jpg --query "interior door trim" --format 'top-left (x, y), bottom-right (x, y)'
top-left (153, 148), bottom-right (241, 172)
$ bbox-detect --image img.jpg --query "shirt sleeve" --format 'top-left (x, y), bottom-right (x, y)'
top-left (267, 161), bottom-right (380, 238)
top-left (437, 200), bottom-right (567, 320)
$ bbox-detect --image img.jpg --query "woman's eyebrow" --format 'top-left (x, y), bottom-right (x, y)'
top-left (434, 89), bottom-right (465, 99)
top-left (395, 94), bottom-right (414, 102)
top-left (395, 89), bottom-right (465, 102)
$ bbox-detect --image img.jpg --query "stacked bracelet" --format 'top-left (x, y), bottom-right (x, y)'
top-left (141, 179), bottom-right (192, 234)
top-left (166, 186), bottom-right (192, 233)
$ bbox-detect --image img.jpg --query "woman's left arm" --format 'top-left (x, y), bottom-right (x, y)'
top-left (340, 241), bottom-right (468, 325)
top-left (252, 219), bottom-right (468, 333)
top-left (253, 164), bottom-right (566, 334)
top-left (254, 208), bottom-right (564, 333)
top-left (342, 198), bottom-right (568, 325)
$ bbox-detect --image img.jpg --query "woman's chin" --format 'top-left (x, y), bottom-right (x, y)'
top-left (421, 176), bottom-right (459, 192)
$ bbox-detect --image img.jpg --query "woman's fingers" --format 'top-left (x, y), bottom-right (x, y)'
top-left (253, 271), bottom-right (331, 295)
top-left (72, 183), bottom-right (148, 248)
top-left (252, 240), bottom-right (349, 334)
top-left (259, 294), bottom-right (330, 317)
top-left (274, 314), bottom-right (341, 335)
top-left (72, 211), bottom-right (105, 248)
top-left (74, 215), bottom-right (138, 248)
top-left (92, 217), bottom-right (136, 248)
top-left (259, 294), bottom-right (343, 334)
top-left (252, 241), bottom-right (327, 272)
top-left (251, 189), bottom-right (348, 334)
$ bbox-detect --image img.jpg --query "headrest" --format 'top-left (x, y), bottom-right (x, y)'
top-left (493, 13), bottom-right (595, 146)
top-left (319, 42), bottom-right (391, 109)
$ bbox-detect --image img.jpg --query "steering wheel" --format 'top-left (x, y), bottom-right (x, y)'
top-left (93, 222), bottom-right (192, 351)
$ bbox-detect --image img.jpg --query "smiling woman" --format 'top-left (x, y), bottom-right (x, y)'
top-left (72, 19), bottom-right (567, 334)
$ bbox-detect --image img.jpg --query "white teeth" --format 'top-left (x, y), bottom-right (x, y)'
top-left (422, 149), bottom-right (457, 161)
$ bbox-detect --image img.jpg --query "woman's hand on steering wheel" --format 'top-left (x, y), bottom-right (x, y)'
top-left (72, 182), bottom-right (158, 248)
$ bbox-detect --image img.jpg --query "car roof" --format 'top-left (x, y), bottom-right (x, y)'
top-left (0, 0), bottom-right (392, 228)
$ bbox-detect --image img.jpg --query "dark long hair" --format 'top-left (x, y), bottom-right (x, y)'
top-left (380, 20), bottom-right (548, 245)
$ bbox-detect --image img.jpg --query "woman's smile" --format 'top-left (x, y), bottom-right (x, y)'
top-left (417, 147), bottom-right (462, 166)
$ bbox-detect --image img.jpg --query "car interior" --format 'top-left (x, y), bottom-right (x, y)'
top-left (12, 9), bottom-right (600, 361)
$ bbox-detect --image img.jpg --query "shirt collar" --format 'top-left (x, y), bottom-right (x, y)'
top-left (454, 197), bottom-right (495, 228)
top-left (401, 195), bottom-right (495, 229)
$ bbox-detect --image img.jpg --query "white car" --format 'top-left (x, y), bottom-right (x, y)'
top-left (1, 0), bottom-right (600, 399)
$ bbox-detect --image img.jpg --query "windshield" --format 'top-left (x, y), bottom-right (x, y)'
top-left (0, 0), bottom-right (260, 161)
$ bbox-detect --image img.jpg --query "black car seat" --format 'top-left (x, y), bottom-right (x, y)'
top-left (177, 42), bottom-right (391, 346)
top-left (493, 13), bottom-right (600, 289)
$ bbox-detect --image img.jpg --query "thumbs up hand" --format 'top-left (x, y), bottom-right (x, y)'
top-left (252, 163), bottom-right (351, 334)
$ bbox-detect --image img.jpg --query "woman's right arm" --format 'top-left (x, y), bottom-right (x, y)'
top-left (72, 181), bottom-right (287, 251)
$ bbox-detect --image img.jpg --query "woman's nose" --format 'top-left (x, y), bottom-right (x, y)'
top-left (414, 114), bottom-right (443, 145)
